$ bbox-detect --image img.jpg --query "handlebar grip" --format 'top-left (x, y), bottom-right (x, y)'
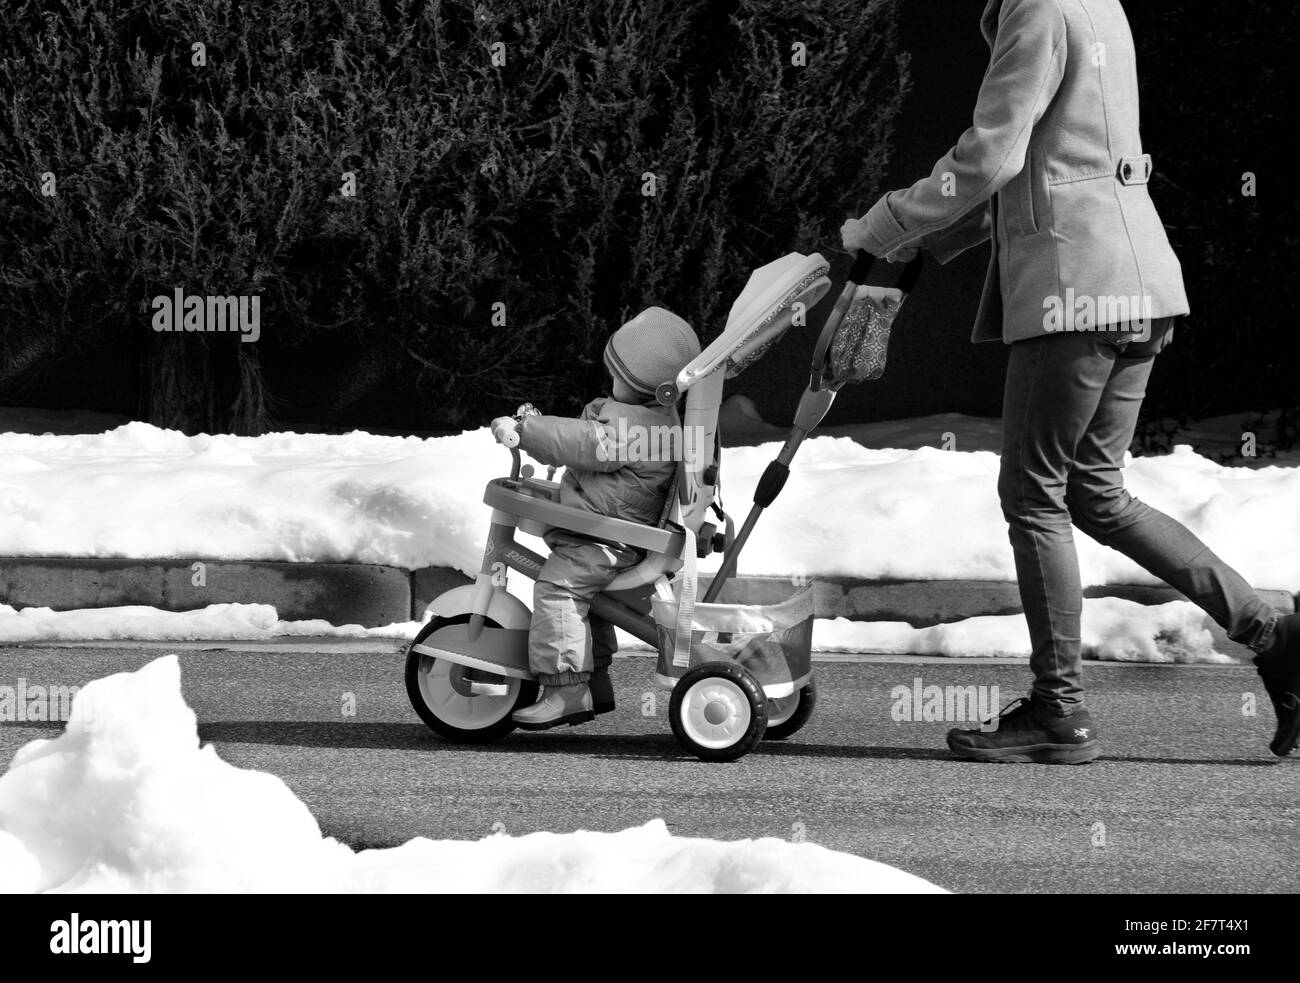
top-left (493, 421), bottom-right (520, 448)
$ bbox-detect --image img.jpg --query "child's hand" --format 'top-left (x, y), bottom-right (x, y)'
top-left (491, 416), bottom-right (520, 448)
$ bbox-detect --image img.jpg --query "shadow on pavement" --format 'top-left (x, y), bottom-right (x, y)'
top-left (198, 721), bottom-right (432, 750)
top-left (194, 720), bottom-right (1286, 767)
top-left (1094, 753), bottom-right (1279, 767)
top-left (195, 720), bottom-right (949, 762)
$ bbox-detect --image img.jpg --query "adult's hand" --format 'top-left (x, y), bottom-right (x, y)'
top-left (840, 215), bottom-right (918, 264)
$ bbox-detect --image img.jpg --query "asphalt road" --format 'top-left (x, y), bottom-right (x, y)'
top-left (1, 644), bottom-right (1296, 893)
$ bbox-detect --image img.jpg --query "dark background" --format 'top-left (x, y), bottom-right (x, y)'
top-left (1, 0), bottom-right (1294, 441)
top-left (730, 0), bottom-right (1296, 438)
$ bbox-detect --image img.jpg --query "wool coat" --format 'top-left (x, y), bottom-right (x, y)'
top-left (859, 0), bottom-right (1189, 343)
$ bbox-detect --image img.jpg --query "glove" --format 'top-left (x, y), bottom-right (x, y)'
top-left (491, 416), bottom-right (520, 448)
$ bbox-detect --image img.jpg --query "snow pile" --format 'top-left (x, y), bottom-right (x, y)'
top-left (0, 422), bottom-right (1296, 588)
top-left (344, 820), bottom-right (941, 893)
top-left (0, 423), bottom-right (500, 575)
top-left (0, 657), bottom-right (944, 894)
top-left (813, 597), bottom-right (1233, 664)
top-left (0, 603), bottom-right (418, 643)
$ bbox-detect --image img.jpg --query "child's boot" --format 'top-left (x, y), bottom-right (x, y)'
top-left (590, 666), bottom-right (615, 715)
top-left (513, 683), bottom-right (595, 730)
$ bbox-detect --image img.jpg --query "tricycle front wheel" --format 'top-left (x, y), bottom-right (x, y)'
top-left (404, 614), bottom-right (539, 743)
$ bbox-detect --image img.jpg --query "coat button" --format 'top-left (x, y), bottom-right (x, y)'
top-left (1122, 163), bottom-right (1132, 180)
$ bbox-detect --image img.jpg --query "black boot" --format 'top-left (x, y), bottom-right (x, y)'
top-left (947, 696), bottom-right (1100, 764)
top-left (1253, 613), bottom-right (1300, 756)
top-left (590, 665), bottom-right (615, 715)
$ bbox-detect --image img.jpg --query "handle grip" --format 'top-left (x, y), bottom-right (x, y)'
top-left (846, 251), bottom-right (923, 293)
top-left (753, 461), bottom-right (790, 508)
top-left (492, 419), bottom-right (521, 448)
top-left (847, 250), bottom-right (874, 285)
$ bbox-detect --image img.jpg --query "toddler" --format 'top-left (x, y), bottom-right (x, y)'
top-left (491, 307), bottom-right (701, 728)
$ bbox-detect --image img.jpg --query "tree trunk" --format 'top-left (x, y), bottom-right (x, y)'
top-left (139, 334), bottom-right (269, 435)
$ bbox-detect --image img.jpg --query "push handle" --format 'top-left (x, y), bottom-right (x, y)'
top-left (847, 250), bottom-right (874, 285)
top-left (846, 251), bottom-right (923, 293)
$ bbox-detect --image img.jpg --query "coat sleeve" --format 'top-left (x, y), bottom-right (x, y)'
top-left (922, 201), bottom-right (992, 264)
top-left (860, 0), bottom-right (1067, 259)
top-left (517, 401), bottom-right (626, 473)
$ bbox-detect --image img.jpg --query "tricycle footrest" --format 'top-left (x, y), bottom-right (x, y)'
top-left (410, 623), bottom-right (533, 680)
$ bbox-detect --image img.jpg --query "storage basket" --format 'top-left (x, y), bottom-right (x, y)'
top-left (651, 578), bottom-right (814, 697)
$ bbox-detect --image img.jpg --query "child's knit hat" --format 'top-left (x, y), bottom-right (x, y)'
top-left (604, 307), bottom-right (701, 398)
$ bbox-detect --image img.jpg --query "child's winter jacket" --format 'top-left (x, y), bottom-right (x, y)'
top-left (518, 397), bottom-right (679, 526)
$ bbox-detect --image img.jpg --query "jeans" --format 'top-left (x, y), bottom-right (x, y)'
top-left (998, 317), bottom-right (1279, 716)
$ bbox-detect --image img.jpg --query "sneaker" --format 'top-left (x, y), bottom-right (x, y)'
top-left (947, 697), bottom-right (1100, 764)
top-left (512, 683), bottom-right (595, 730)
top-left (1253, 613), bottom-right (1300, 757)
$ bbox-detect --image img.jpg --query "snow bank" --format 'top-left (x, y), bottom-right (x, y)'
top-left (0, 424), bottom-right (499, 574)
top-left (0, 657), bottom-right (945, 894)
top-left (812, 597), bottom-right (1234, 664)
top-left (0, 603), bottom-right (417, 643)
top-left (1, 422), bottom-right (1296, 587)
top-left (729, 437), bottom-right (1300, 589)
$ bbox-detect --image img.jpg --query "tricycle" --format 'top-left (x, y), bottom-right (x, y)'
top-left (404, 251), bottom-right (918, 760)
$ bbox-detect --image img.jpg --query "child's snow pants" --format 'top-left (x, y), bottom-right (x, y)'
top-left (530, 530), bottom-right (640, 685)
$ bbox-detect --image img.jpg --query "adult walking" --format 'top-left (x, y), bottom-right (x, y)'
top-left (842, 0), bottom-right (1298, 762)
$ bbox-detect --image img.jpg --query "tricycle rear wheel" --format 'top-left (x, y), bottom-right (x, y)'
top-left (763, 677), bottom-right (817, 741)
top-left (669, 661), bottom-right (767, 762)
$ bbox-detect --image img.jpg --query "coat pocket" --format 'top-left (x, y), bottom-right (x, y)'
top-left (1021, 150), bottom-right (1041, 236)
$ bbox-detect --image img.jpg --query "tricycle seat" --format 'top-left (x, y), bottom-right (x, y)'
top-left (483, 478), bottom-right (686, 556)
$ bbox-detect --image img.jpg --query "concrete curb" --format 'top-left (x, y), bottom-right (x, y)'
top-left (0, 558), bottom-right (410, 628)
top-left (1, 560), bottom-right (1294, 652)
top-left (706, 576), bottom-right (1297, 661)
